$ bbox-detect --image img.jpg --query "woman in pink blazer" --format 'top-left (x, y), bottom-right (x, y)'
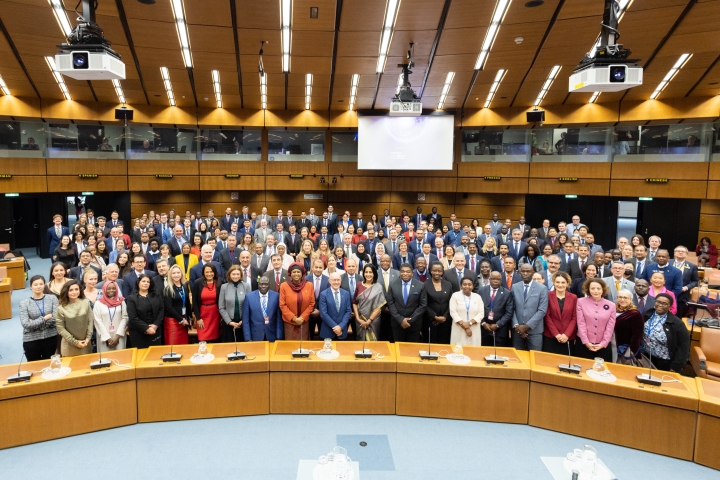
top-left (542, 271), bottom-right (578, 355)
top-left (576, 278), bottom-right (616, 362)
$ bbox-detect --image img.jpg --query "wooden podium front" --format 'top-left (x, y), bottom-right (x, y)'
top-left (135, 342), bottom-right (270, 422)
top-left (395, 343), bottom-right (531, 423)
top-left (2, 257), bottom-right (25, 290)
top-left (695, 378), bottom-right (720, 470)
top-left (269, 341), bottom-right (396, 414)
top-left (0, 349), bottom-right (137, 449)
top-left (528, 351), bottom-right (699, 460)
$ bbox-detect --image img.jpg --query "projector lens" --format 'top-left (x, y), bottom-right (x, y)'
top-left (610, 66), bottom-right (626, 83)
top-left (72, 53), bottom-right (89, 69)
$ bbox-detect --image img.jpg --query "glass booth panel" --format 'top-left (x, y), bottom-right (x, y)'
top-left (461, 129), bottom-right (529, 162)
top-left (614, 124), bottom-right (710, 162)
top-left (268, 130), bottom-right (325, 161)
top-left (532, 127), bottom-right (612, 162)
top-left (0, 121), bottom-right (45, 157)
top-left (127, 126), bottom-right (197, 160)
top-left (331, 131), bottom-right (358, 162)
top-left (199, 129), bottom-right (262, 160)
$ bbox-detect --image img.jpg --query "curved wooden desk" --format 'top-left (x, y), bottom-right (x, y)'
top-left (694, 377), bottom-right (720, 470)
top-left (395, 343), bottom-right (531, 423)
top-left (528, 351), bottom-right (698, 460)
top-left (0, 349), bottom-right (137, 449)
top-left (135, 342), bottom-right (270, 422)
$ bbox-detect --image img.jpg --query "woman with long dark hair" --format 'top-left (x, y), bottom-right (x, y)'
top-left (192, 263), bottom-right (223, 342)
top-left (126, 274), bottom-right (164, 348)
top-left (56, 280), bottom-right (94, 357)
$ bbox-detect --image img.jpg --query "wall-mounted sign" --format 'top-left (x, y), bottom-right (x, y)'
top-left (0, 174), bottom-right (11, 179)
top-left (645, 178), bottom-right (668, 183)
top-left (483, 176), bottom-right (502, 181)
top-left (78, 174), bottom-right (98, 178)
top-left (289, 174), bottom-right (305, 179)
top-left (81, 192), bottom-right (94, 195)
top-left (304, 194), bottom-right (323, 200)
top-left (559, 177), bottom-right (578, 182)
top-left (225, 174), bottom-right (240, 178)
top-left (230, 192), bottom-right (239, 200)
top-left (565, 195), bottom-right (578, 199)
top-left (155, 174), bottom-right (173, 179)
top-left (417, 193), bottom-right (426, 201)
top-left (5, 193), bottom-right (19, 197)
top-left (639, 197), bottom-right (653, 201)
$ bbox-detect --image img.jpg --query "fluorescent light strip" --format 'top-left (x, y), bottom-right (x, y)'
top-left (305, 73), bottom-right (312, 110)
top-left (169, 0), bottom-right (193, 68)
top-left (474, 0), bottom-right (511, 70)
top-left (160, 67), bottom-right (176, 106)
top-left (533, 65), bottom-right (561, 107)
top-left (650, 53), bottom-right (692, 100)
top-left (588, 91), bottom-right (601, 104)
top-left (0, 75), bottom-right (10, 96)
top-left (437, 71), bottom-right (455, 109)
top-left (349, 74), bottom-right (359, 111)
top-left (211, 70), bottom-right (222, 108)
top-left (588, 0), bottom-right (634, 102)
top-left (260, 72), bottom-right (267, 110)
top-left (112, 79), bottom-right (125, 104)
top-left (376, 0), bottom-right (401, 73)
top-left (483, 69), bottom-right (506, 108)
top-left (48, 0), bottom-right (73, 37)
top-left (45, 56), bottom-right (71, 100)
top-left (281, 0), bottom-right (292, 72)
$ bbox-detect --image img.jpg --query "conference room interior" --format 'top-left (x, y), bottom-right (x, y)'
top-left (3, 0), bottom-right (720, 478)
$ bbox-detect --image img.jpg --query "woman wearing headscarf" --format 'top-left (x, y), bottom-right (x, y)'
top-left (93, 281), bottom-right (129, 352)
top-left (279, 263), bottom-right (315, 340)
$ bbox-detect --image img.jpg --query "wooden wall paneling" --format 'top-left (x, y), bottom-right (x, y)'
top-left (391, 177), bottom-right (457, 192)
top-left (128, 176), bottom-right (200, 191)
top-left (47, 176), bottom-right (128, 192)
top-left (201, 191), bottom-right (266, 204)
top-left (706, 182), bottom-right (720, 199)
top-left (199, 175), bottom-right (266, 191)
top-left (620, 97), bottom-right (720, 122)
top-left (328, 191), bottom-right (392, 205)
top-left (708, 164), bottom-right (720, 181)
top-left (0, 96), bottom-right (42, 120)
top-left (456, 193), bottom-right (526, 206)
top-left (458, 162), bottom-right (530, 178)
top-left (266, 176), bottom-right (328, 191)
top-left (699, 214), bottom-right (720, 233)
top-left (529, 179), bottom-right (610, 196)
top-left (198, 161), bottom-right (265, 175)
top-left (131, 203), bottom-right (202, 218)
top-left (392, 163), bottom-right (458, 177)
top-left (196, 107), bottom-right (265, 127)
top-left (46, 159), bottom-right (127, 176)
top-left (700, 200), bottom-right (720, 215)
top-left (130, 105), bottom-right (198, 127)
top-left (529, 162), bottom-right (611, 179)
top-left (0, 158), bottom-right (46, 175)
top-left (266, 161), bottom-right (329, 176)
top-left (328, 203), bottom-right (393, 217)
top-left (457, 177), bottom-right (529, 194)
top-left (130, 191), bottom-right (200, 204)
top-left (461, 107), bottom-right (530, 127)
top-left (453, 205), bottom-right (526, 223)
top-left (611, 162), bottom-right (709, 180)
top-left (264, 190), bottom-right (330, 214)
top-left (328, 163), bottom-right (383, 176)
top-left (542, 103), bottom-right (620, 124)
top-left (329, 111), bottom-right (358, 128)
top-left (0, 176), bottom-right (47, 193)
top-left (389, 192), bottom-right (456, 205)
top-left (264, 110), bottom-right (329, 127)
top-left (328, 176), bottom-right (391, 191)
top-left (127, 160), bottom-right (199, 175)
top-left (610, 180), bottom-right (708, 199)
top-left (41, 100), bottom-right (119, 123)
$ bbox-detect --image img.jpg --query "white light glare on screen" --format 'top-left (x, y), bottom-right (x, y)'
top-left (45, 57), bottom-right (71, 100)
top-left (650, 53), bottom-right (692, 100)
top-left (160, 67), bottom-right (176, 106)
top-left (112, 79), bottom-right (125, 104)
top-left (305, 73), bottom-right (312, 110)
top-left (212, 70), bottom-right (222, 109)
top-left (437, 72), bottom-right (455, 109)
top-left (474, 0), bottom-right (511, 70)
top-left (260, 72), bottom-right (267, 110)
top-left (0, 75), bottom-right (10, 96)
top-left (169, 0), bottom-right (193, 68)
top-left (281, 0), bottom-right (292, 72)
top-left (534, 65), bottom-right (561, 107)
top-left (484, 69), bottom-right (506, 108)
top-left (349, 74), bottom-right (359, 111)
top-left (48, 0), bottom-right (73, 37)
top-left (587, 0), bottom-right (633, 102)
top-left (377, 0), bottom-right (401, 73)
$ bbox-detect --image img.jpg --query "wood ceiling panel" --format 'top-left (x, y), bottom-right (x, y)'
top-left (617, 6), bottom-right (686, 65)
top-left (236, 0), bottom-right (280, 30)
top-left (336, 31), bottom-right (380, 57)
top-left (291, 30), bottom-right (335, 57)
top-left (122, 0), bottom-right (175, 22)
top-left (289, 72), bottom-right (331, 88)
top-left (265, 95), bottom-right (285, 109)
top-left (237, 29), bottom-right (282, 57)
top-left (503, 0), bottom-right (561, 25)
top-left (128, 19), bottom-right (180, 50)
top-left (673, 0), bottom-right (720, 35)
top-left (192, 52), bottom-right (238, 71)
top-left (436, 27), bottom-right (485, 55)
top-left (333, 56), bottom-right (377, 75)
top-left (339, 0), bottom-right (386, 31)
top-left (387, 29), bottom-right (436, 59)
top-left (240, 53), bottom-right (282, 75)
top-left (395, 0), bottom-right (446, 31)
top-left (185, 0), bottom-right (233, 27)
top-left (293, 0), bottom-right (337, 31)
top-left (630, 0), bottom-right (692, 12)
top-left (557, 0), bottom-right (605, 20)
top-left (444, 0), bottom-right (495, 29)
top-left (134, 47), bottom-right (185, 69)
top-left (428, 53), bottom-right (477, 72)
top-left (188, 26), bottom-right (236, 54)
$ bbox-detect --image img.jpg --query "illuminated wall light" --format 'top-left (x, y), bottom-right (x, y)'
top-left (281, 0), bottom-right (293, 72)
top-left (160, 67), bottom-right (176, 106)
top-left (437, 71), bottom-right (455, 110)
top-left (349, 74), bottom-right (359, 111)
top-left (305, 73), bottom-right (312, 110)
top-left (48, 0), bottom-right (73, 37)
top-left (474, 0), bottom-right (511, 70)
top-left (533, 65), bottom-right (561, 107)
top-left (260, 72), bottom-right (267, 110)
top-left (483, 69), bottom-right (506, 108)
top-left (212, 70), bottom-right (222, 108)
top-left (169, 0), bottom-right (193, 68)
top-left (112, 79), bottom-right (125, 104)
top-left (650, 53), bottom-right (692, 100)
top-left (376, 0), bottom-right (401, 73)
top-left (45, 56), bottom-right (71, 100)
top-left (587, 0), bottom-right (633, 102)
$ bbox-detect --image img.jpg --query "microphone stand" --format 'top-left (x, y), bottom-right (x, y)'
top-left (227, 325), bottom-right (246, 361)
top-left (558, 340), bottom-right (581, 374)
top-left (485, 330), bottom-right (505, 365)
top-left (420, 326), bottom-right (439, 360)
top-left (355, 333), bottom-right (371, 359)
top-left (292, 322), bottom-right (310, 358)
top-left (90, 340), bottom-right (112, 369)
top-left (161, 324), bottom-right (183, 362)
top-left (8, 351), bottom-right (33, 383)
top-left (637, 342), bottom-right (662, 386)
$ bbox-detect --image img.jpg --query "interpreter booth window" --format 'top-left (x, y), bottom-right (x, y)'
top-left (532, 127), bottom-right (612, 162)
top-left (268, 129), bottom-right (325, 161)
top-left (461, 129), bottom-right (529, 162)
top-left (331, 131), bottom-right (358, 162)
top-left (614, 124), bottom-right (710, 162)
top-left (127, 126), bottom-right (197, 160)
top-left (0, 121), bottom-right (45, 158)
top-left (712, 122), bottom-right (720, 162)
top-left (199, 128), bottom-right (262, 160)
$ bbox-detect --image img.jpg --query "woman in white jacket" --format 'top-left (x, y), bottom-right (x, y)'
top-left (93, 281), bottom-right (129, 352)
top-left (449, 277), bottom-right (484, 346)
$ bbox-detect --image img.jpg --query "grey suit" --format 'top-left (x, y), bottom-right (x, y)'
top-left (511, 280), bottom-right (548, 351)
top-left (251, 253), bottom-right (271, 273)
top-left (378, 268), bottom-right (399, 294)
top-left (606, 277), bottom-right (635, 302)
top-left (253, 228), bottom-right (273, 246)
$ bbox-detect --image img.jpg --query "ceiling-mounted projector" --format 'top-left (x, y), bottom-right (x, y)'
top-left (390, 42), bottom-right (421, 116)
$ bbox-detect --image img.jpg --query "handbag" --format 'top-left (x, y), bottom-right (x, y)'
top-left (616, 345), bottom-right (642, 367)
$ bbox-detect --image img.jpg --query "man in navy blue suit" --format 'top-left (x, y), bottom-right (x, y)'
top-left (243, 277), bottom-right (283, 341)
top-left (307, 259), bottom-right (330, 339)
top-left (189, 245), bottom-right (225, 285)
top-left (122, 254), bottom-right (158, 297)
top-left (507, 229), bottom-right (528, 264)
top-left (47, 214), bottom-right (69, 257)
top-left (319, 272), bottom-right (353, 340)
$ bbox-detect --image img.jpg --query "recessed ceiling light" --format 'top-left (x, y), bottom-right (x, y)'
top-left (377, 0), bottom-right (401, 73)
top-left (160, 67), bottom-right (176, 106)
top-left (525, 1), bottom-right (544, 7)
top-left (650, 53), bottom-right (692, 100)
top-left (281, 0), bottom-right (293, 72)
top-left (349, 74), bottom-right (359, 111)
top-left (45, 56), bottom-right (71, 101)
top-left (484, 69), bottom-right (507, 108)
top-left (169, 0), bottom-right (193, 68)
top-left (533, 65), bottom-right (561, 107)
top-left (474, 0), bottom-right (512, 71)
top-left (0, 75), bottom-right (11, 96)
top-left (438, 71), bottom-right (455, 109)
top-left (48, 0), bottom-right (73, 37)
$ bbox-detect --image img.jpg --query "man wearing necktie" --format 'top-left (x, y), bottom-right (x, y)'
top-left (386, 264), bottom-right (427, 342)
top-left (319, 272), bottom-right (352, 340)
top-left (509, 229), bottom-right (527, 264)
top-left (307, 259), bottom-right (329, 340)
top-left (511, 264), bottom-right (548, 351)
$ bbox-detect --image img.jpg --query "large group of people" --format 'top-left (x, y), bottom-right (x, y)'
top-left (22, 205), bottom-right (695, 375)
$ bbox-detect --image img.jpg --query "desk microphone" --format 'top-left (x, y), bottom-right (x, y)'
top-left (161, 328), bottom-right (183, 362)
top-left (558, 340), bottom-right (581, 374)
top-left (419, 326), bottom-right (439, 360)
top-left (227, 325), bottom-right (246, 361)
top-left (7, 351), bottom-right (32, 383)
top-left (90, 342), bottom-right (112, 369)
top-left (355, 333), bottom-right (371, 359)
top-left (292, 322), bottom-right (310, 358)
top-left (484, 330), bottom-right (505, 365)
top-left (636, 342), bottom-right (662, 386)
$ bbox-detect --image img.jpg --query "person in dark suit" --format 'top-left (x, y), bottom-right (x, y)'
top-left (125, 274), bottom-right (164, 349)
top-left (122, 254), bottom-right (158, 298)
top-left (672, 246), bottom-right (698, 317)
top-left (219, 236), bottom-right (242, 272)
top-left (490, 245), bottom-right (510, 272)
top-left (392, 242), bottom-right (415, 271)
top-left (340, 258), bottom-right (363, 339)
top-left (306, 258), bottom-right (331, 339)
top-left (47, 214), bottom-right (70, 257)
top-left (507, 229), bottom-right (528, 263)
top-left (465, 242), bottom-right (484, 275)
top-left (500, 256), bottom-right (522, 290)
top-left (443, 253), bottom-right (480, 292)
top-left (428, 207), bottom-right (442, 229)
top-left (413, 207), bottom-right (426, 228)
top-left (559, 242), bottom-right (578, 271)
top-left (634, 279), bottom-right (655, 314)
top-left (282, 211), bottom-right (298, 233)
top-left (261, 254), bottom-right (288, 293)
top-left (514, 216), bottom-right (532, 239)
top-left (189, 246), bottom-right (225, 286)
top-left (285, 225), bottom-right (303, 258)
top-left (242, 276), bottom-right (283, 341)
top-left (167, 226), bottom-right (189, 257)
top-left (386, 264), bottom-right (427, 342)
top-left (220, 207), bottom-right (235, 232)
top-left (236, 250), bottom-right (261, 292)
top-left (566, 245), bottom-right (592, 281)
top-left (478, 271), bottom-right (515, 347)
top-left (319, 272), bottom-right (353, 340)
top-left (511, 263), bottom-right (549, 351)
top-left (251, 243), bottom-right (271, 272)
top-left (423, 261), bottom-right (453, 344)
top-left (68, 251), bottom-right (103, 287)
top-left (536, 219), bottom-right (551, 241)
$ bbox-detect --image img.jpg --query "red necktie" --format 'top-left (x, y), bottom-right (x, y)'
top-left (275, 272), bottom-right (280, 291)
top-left (491, 289), bottom-right (496, 302)
top-left (471, 257), bottom-right (475, 270)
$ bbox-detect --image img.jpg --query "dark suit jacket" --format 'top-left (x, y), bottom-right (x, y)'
top-left (219, 249), bottom-right (242, 272)
top-left (282, 217), bottom-right (298, 232)
top-left (674, 261), bottom-right (699, 305)
top-left (251, 253), bottom-right (271, 273)
top-left (392, 252), bottom-right (415, 271)
top-left (478, 285), bottom-right (515, 330)
top-left (189, 261), bottom-right (225, 286)
top-left (340, 273), bottom-right (363, 295)
top-left (262, 269), bottom-right (288, 292)
top-left (167, 236), bottom-right (188, 257)
top-left (491, 255), bottom-right (510, 273)
top-left (559, 252), bottom-right (578, 271)
top-left (68, 264), bottom-right (102, 286)
top-left (220, 215), bottom-right (235, 232)
top-left (515, 224), bottom-right (532, 239)
top-left (501, 271), bottom-right (522, 288)
top-left (296, 218), bottom-right (311, 232)
top-left (567, 257), bottom-right (592, 281)
top-left (443, 268), bottom-right (479, 293)
top-left (47, 225), bottom-right (70, 256)
top-left (306, 273), bottom-right (330, 301)
top-left (507, 241), bottom-right (528, 262)
top-left (464, 254), bottom-right (485, 274)
top-left (242, 290), bottom-right (283, 341)
top-left (121, 269), bottom-right (158, 298)
top-left (386, 278), bottom-right (427, 329)
top-left (318, 288), bottom-right (353, 339)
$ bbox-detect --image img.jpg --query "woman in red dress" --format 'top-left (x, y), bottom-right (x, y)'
top-left (191, 263), bottom-right (223, 342)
